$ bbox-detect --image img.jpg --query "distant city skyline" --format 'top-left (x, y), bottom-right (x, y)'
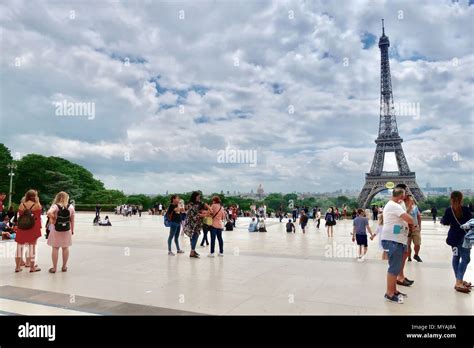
top-left (2, 0), bottom-right (473, 194)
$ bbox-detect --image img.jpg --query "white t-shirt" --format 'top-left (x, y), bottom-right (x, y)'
top-left (381, 200), bottom-right (409, 245)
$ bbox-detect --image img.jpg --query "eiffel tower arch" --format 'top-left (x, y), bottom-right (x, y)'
top-left (358, 20), bottom-right (424, 208)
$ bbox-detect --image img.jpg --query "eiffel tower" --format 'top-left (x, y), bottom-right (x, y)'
top-left (358, 20), bottom-right (424, 208)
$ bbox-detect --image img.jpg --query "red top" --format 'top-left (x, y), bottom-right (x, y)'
top-left (15, 203), bottom-right (42, 244)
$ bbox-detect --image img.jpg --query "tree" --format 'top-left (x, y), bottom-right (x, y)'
top-left (126, 194), bottom-right (152, 209)
top-left (335, 196), bottom-right (350, 207)
top-left (43, 170), bottom-right (84, 204)
top-left (12, 153), bottom-right (105, 204)
top-left (89, 190), bottom-right (127, 205)
top-left (0, 143), bottom-right (13, 193)
top-left (264, 193), bottom-right (285, 212)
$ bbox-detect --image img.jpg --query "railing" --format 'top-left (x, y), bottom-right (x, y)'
top-left (366, 171), bottom-right (415, 178)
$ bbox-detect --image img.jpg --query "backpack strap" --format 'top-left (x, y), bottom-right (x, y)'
top-left (211, 206), bottom-right (222, 219)
top-left (23, 202), bottom-right (35, 211)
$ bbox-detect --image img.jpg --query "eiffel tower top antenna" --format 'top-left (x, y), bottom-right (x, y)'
top-left (381, 18), bottom-right (385, 36)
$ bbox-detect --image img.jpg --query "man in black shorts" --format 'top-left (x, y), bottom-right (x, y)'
top-left (352, 209), bottom-right (374, 261)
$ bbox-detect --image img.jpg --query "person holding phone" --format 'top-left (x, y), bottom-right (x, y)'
top-left (183, 192), bottom-right (209, 258)
top-left (166, 195), bottom-right (184, 256)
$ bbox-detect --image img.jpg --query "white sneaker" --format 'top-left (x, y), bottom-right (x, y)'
top-left (357, 257), bottom-right (363, 262)
top-left (208, 253), bottom-right (215, 258)
top-left (218, 253), bottom-right (224, 257)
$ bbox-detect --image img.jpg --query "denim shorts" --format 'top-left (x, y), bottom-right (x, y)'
top-left (381, 240), bottom-right (405, 276)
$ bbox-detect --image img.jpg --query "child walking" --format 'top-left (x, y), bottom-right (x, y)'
top-left (352, 209), bottom-right (374, 261)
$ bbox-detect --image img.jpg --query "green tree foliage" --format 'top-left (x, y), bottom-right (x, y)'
top-left (126, 194), bottom-right (152, 209)
top-left (88, 189), bottom-right (127, 205)
top-left (0, 144), bottom-right (13, 193)
top-left (12, 153), bottom-right (105, 205)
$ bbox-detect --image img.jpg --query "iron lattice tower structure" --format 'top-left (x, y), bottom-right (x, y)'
top-left (358, 20), bottom-right (424, 208)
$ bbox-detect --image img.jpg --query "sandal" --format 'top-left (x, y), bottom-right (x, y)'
top-left (29, 267), bottom-right (41, 273)
top-left (24, 264), bottom-right (39, 268)
top-left (61, 266), bottom-right (68, 272)
top-left (397, 279), bottom-right (412, 287)
top-left (48, 268), bottom-right (56, 274)
top-left (15, 268), bottom-right (22, 273)
top-left (395, 290), bottom-right (408, 298)
top-left (455, 286), bottom-right (470, 293)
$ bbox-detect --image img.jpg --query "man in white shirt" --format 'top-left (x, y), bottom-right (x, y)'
top-left (381, 188), bottom-right (414, 304)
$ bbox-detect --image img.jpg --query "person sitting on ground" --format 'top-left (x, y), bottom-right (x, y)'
top-left (286, 219), bottom-right (295, 233)
top-left (1, 215), bottom-right (15, 240)
top-left (248, 217), bottom-right (258, 232)
top-left (1, 230), bottom-right (13, 240)
top-left (257, 218), bottom-right (267, 232)
top-left (99, 216), bottom-right (112, 226)
top-left (0, 215), bottom-right (14, 232)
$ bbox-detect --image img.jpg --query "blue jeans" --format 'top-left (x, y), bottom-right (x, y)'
top-left (452, 244), bottom-right (471, 281)
top-left (201, 225), bottom-right (210, 246)
top-left (190, 233), bottom-right (198, 250)
top-left (168, 222), bottom-right (181, 252)
top-left (210, 227), bottom-right (224, 254)
top-left (382, 240), bottom-right (405, 276)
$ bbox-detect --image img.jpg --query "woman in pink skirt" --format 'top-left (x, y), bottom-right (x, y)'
top-left (47, 191), bottom-right (75, 273)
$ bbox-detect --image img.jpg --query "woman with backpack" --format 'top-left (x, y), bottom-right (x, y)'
top-left (46, 191), bottom-right (75, 273)
top-left (15, 189), bottom-right (42, 273)
top-left (325, 207), bottom-right (336, 238)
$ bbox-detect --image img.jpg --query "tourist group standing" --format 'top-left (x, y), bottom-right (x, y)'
top-left (13, 189), bottom-right (75, 274)
top-left (165, 193), bottom-right (227, 258)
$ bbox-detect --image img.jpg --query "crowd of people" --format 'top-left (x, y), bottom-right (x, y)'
top-left (163, 193), bottom-right (229, 258)
top-left (114, 204), bottom-right (143, 217)
top-left (1, 187), bottom-right (473, 304)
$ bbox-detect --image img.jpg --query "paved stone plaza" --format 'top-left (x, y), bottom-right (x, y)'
top-left (0, 213), bottom-right (472, 315)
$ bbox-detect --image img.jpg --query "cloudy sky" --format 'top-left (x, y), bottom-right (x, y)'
top-left (1, 0), bottom-right (473, 194)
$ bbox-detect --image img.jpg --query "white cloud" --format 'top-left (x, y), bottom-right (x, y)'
top-left (1, 0), bottom-right (473, 194)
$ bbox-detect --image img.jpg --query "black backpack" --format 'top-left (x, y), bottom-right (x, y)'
top-left (55, 204), bottom-right (71, 232)
top-left (17, 203), bottom-right (36, 230)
